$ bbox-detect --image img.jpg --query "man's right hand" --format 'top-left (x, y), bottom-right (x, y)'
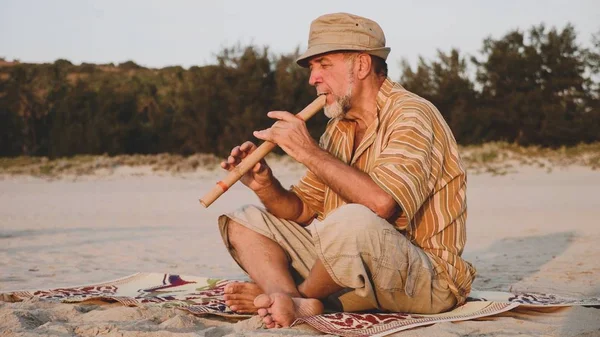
top-left (220, 141), bottom-right (274, 192)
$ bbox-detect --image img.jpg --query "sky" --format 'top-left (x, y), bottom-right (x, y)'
top-left (1, 0), bottom-right (599, 79)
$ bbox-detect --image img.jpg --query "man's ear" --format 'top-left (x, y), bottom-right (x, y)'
top-left (357, 53), bottom-right (372, 80)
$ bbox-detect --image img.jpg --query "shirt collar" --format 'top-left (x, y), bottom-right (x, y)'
top-left (376, 77), bottom-right (395, 112)
top-left (350, 77), bottom-right (396, 164)
top-left (332, 77), bottom-right (400, 164)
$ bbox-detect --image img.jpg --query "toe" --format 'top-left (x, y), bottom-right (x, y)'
top-left (224, 282), bottom-right (247, 294)
top-left (254, 294), bottom-right (273, 308)
top-left (263, 315), bottom-right (274, 326)
top-left (223, 294), bottom-right (237, 301)
top-left (223, 282), bottom-right (235, 294)
top-left (233, 303), bottom-right (257, 313)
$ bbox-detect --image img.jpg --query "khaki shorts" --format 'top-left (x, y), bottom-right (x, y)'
top-left (218, 203), bottom-right (457, 314)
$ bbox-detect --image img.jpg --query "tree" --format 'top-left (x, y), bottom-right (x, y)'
top-left (472, 24), bottom-right (596, 146)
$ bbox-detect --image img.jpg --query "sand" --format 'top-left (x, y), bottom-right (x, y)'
top-left (0, 161), bottom-right (599, 336)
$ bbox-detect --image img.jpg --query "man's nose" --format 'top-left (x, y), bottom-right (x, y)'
top-left (309, 70), bottom-right (321, 87)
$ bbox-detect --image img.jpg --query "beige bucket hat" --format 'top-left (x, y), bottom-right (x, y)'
top-left (296, 12), bottom-right (391, 68)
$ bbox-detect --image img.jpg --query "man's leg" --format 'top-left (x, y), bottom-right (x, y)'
top-left (225, 219), bottom-right (334, 324)
top-left (308, 204), bottom-right (456, 314)
top-left (298, 259), bottom-right (344, 299)
top-left (255, 203), bottom-right (457, 327)
top-left (254, 203), bottom-right (387, 328)
top-left (219, 205), bottom-right (322, 316)
top-left (254, 258), bottom-right (343, 328)
top-left (226, 219), bottom-right (300, 297)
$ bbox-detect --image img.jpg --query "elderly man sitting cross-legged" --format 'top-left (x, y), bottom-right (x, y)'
top-left (217, 12), bottom-right (476, 329)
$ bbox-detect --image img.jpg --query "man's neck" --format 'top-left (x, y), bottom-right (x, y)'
top-left (344, 76), bottom-right (385, 130)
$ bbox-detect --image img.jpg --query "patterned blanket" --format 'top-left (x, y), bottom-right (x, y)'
top-left (2, 273), bottom-right (599, 337)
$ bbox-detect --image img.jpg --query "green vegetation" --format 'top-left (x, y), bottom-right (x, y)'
top-left (401, 24), bottom-right (600, 147)
top-left (0, 24), bottom-right (598, 159)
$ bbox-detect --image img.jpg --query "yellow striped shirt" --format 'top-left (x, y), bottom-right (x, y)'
top-left (291, 77), bottom-right (476, 303)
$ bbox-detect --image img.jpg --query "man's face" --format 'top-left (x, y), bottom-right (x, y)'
top-left (308, 53), bottom-right (356, 120)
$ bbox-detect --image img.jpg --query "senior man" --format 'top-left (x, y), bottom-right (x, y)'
top-left (218, 12), bottom-right (476, 328)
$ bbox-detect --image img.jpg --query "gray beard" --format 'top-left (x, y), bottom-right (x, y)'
top-left (324, 60), bottom-right (355, 120)
top-left (324, 84), bottom-right (353, 120)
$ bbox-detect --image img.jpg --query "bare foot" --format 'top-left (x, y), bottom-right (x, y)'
top-left (223, 282), bottom-right (263, 313)
top-left (254, 293), bottom-right (324, 328)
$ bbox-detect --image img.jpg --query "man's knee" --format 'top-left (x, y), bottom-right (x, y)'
top-left (220, 205), bottom-right (265, 248)
top-left (323, 204), bottom-right (387, 234)
top-left (311, 204), bottom-right (396, 295)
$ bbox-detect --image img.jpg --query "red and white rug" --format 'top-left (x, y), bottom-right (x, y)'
top-left (2, 273), bottom-right (598, 336)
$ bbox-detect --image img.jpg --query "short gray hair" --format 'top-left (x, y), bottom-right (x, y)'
top-left (342, 52), bottom-right (388, 78)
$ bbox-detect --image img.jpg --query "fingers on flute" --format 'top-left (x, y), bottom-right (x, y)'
top-left (221, 154), bottom-right (240, 170)
top-left (240, 141), bottom-right (257, 153)
top-left (227, 155), bottom-right (237, 165)
top-left (222, 142), bottom-right (257, 170)
top-left (253, 128), bottom-right (272, 141)
top-left (230, 146), bottom-right (242, 157)
top-left (220, 158), bottom-right (235, 171)
top-left (267, 111), bottom-right (296, 122)
top-left (252, 159), bottom-right (270, 173)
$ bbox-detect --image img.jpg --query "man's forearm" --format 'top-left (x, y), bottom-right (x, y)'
top-left (255, 178), bottom-right (306, 222)
top-left (301, 147), bottom-right (398, 219)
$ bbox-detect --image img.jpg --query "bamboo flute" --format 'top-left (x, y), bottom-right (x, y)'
top-left (200, 94), bottom-right (326, 207)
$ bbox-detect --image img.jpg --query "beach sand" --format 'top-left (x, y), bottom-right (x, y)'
top-left (0, 161), bottom-right (599, 336)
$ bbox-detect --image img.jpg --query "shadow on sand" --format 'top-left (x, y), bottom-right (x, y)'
top-left (463, 231), bottom-right (575, 291)
top-left (464, 231), bottom-right (600, 335)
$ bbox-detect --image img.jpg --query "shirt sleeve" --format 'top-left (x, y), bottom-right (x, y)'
top-left (369, 107), bottom-right (434, 224)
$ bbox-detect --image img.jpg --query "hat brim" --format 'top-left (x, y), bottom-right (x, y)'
top-left (296, 44), bottom-right (390, 68)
